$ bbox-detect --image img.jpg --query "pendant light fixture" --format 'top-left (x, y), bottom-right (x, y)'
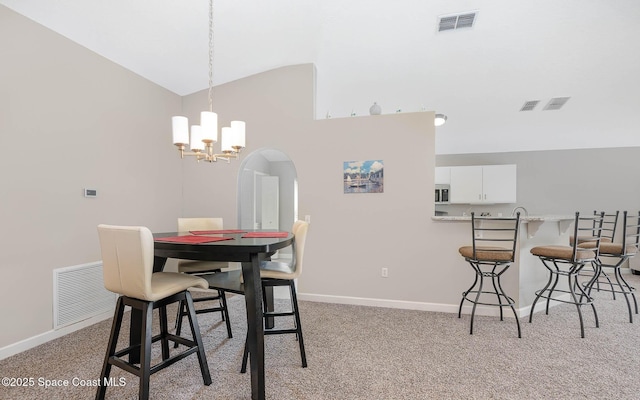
top-left (171, 0), bottom-right (245, 163)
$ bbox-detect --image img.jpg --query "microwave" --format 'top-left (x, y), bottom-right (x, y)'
top-left (435, 184), bottom-right (450, 204)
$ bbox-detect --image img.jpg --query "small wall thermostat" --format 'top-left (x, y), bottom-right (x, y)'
top-left (84, 188), bottom-right (97, 198)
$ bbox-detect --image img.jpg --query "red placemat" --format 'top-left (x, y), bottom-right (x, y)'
top-left (155, 235), bottom-right (234, 244)
top-left (242, 232), bottom-right (289, 238)
top-left (190, 229), bottom-right (247, 235)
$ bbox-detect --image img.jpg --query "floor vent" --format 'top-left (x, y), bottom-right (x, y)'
top-left (438, 11), bottom-right (478, 32)
top-left (53, 262), bottom-right (116, 329)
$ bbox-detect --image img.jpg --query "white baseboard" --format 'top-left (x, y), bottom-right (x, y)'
top-left (299, 293), bottom-right (464, 314)
top-left (298, 292), bottom-right (572, 319)
top-left (0, 311), bottom-right (114, 361)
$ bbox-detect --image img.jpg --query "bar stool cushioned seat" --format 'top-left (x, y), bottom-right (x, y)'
top-left (530, 245), bottom-right (595, 261)
top-left (458, 246), bottom-right (515, 262)
top-left (96, 224), bottom-right (211, 400)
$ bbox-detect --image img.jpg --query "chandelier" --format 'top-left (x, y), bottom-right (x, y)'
top-left (171, 0), bottom-right (245, 163)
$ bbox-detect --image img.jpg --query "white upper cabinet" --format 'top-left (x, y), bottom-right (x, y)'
top-left (434, 167), bottom-right (451, 185)
top-left (449, 165), bottom-right (517, 204)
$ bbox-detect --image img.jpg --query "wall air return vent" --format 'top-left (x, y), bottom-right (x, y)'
top-left (438, 12), bottom-right (478, 32)
top-left (520, 100), bottom-right (540, 111)
top-left (543, 97), bottom-right (571, 111)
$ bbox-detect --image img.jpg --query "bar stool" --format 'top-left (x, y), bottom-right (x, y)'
top-left (458, 212), bottom-right (521, 337)
top-left (584, 211), bottom-right (640, 322)
top-left (572, 211), bottom-right (618, 294)
top-left (529, 212), bottom-right (604, 338)
top-left (96, 225), bottom-right (211, 400)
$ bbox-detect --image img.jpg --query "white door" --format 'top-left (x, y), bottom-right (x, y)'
top-left (261, 176), bottom-right (279, 229)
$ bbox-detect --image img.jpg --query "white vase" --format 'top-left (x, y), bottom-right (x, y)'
top-left (369, 102), bottom-right (382, 115)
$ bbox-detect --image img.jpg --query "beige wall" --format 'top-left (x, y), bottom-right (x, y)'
top-left (180, 64), bottom-right (472, 307)
top-left (0, 6), bottom-right (473, 353)
top-left (0, 6), bottom-right (183, 348)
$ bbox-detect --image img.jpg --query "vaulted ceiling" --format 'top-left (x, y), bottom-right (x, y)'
top-left (2, 0), bottom-right (639, 154)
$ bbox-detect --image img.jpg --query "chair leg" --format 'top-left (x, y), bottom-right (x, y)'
top-left (219, 290), bottom-right (233, 338)
top-left (159, 305), bottom-right (170, 361)
top-left (529, 260), bottom-right (554, 323)
top-left (469, 269), bottom-right (484, 335)
top-left (176, 291), bottom-right (233, 343)
top-left (139, 301), bottom-right (153, 400)
top-left (614, 266), bottom-right (636, 323)
top-left (289, 280), bottom-right (307, 368)
top-left (184, 291), bottom-right (212, 385)
top-left (240, 332), bottom-right (249, 373)
top-left (490, 271), bottom-right (504, 321)
top-left (459, 271), bottom-right (479, 318)
top-left (96, 296), bottom-right (125, 400)
top-left (174, 300), bottom-right (186, 348)
top-left (496, 272), bottom-right (522, 338)
top-left (218, 290), bottom-right (227, 322)
top-left (174, 299), bottom-right (183, 329)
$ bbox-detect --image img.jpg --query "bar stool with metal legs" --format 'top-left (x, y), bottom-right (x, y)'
top-left (584, 211), bottom-right (640, 323)
top-left (572, 211), bottom-right (619, 295)
top-left (529, 212), bottom-right (605, 338)
top-left (458, 212), bottom-right (522, 337)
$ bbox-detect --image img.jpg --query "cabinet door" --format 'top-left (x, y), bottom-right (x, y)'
top-left (450, 166), bottom-right (483, 203)
top-left (482, 165), bottom-right (516, 203)
top-left (435, 167), bottom-right (451, 185)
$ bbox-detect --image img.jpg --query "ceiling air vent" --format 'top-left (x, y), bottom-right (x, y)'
top-left (438, 12), bottom-right (478, 32)
top-left (520, 100), bottom-right (540, 111)
top-left (543, 97), bottom-right (571, 111)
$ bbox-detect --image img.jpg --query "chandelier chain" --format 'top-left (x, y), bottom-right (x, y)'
top-left (208, 0), bottom-right (214, 112)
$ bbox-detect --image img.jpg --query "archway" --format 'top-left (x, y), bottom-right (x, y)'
top-left (237, 147), bottom-right (298, 242)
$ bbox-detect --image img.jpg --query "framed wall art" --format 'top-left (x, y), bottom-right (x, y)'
top-left (343, 160), bottom-right (384, 194)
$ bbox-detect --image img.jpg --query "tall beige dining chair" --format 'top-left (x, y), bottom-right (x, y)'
top-left (203, 220), bottom-right (310, 371)
top-left (174, 217), bottom-right (233, 341)
top-left (96, 224), bottom-right (211, 400)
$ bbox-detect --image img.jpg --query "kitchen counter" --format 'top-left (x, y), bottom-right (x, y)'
top-left (432, 214), bottom-right (574, 238)
top-left (432, 214), bottom-right (576, 314)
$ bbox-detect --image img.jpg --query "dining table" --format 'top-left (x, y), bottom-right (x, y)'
top-left (142, 229), bottom-right (294, 400)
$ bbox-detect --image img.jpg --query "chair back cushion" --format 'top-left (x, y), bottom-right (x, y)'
top-left (98, 224), bottom-right (154, 299)
top-left (292, 220), bottom-right (309, 276)
top-left (177, 218), bottom-right (226, 272)
top-left (178, 217), bottom-right (223, 232)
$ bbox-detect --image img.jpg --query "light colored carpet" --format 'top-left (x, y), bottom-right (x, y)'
top-left (2, 273), bottom-right (640, 399)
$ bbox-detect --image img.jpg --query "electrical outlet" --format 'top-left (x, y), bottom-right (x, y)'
top-left (304, 215), bottom-right (311, 224)
top-left (381, 268), bottom-right (389, 278)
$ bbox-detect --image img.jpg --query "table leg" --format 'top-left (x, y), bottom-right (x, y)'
top-left (242, 254), bottom-right (266, 400)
